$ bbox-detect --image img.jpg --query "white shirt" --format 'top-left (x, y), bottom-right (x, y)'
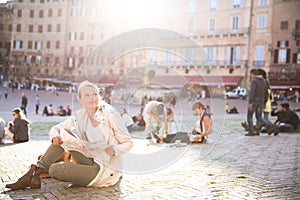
top-left (86, 119), bottom-right (106, 142)
top-left (122, 113), bottom-right (134, 127)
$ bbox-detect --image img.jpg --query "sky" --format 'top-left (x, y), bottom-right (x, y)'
top-left (0, 0), bottom-right (7, 3)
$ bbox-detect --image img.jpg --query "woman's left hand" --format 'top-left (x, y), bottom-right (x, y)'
top-left (105, 146), bottom-right (115, 156)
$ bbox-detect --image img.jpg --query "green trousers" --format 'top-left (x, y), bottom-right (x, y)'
top-left (37, 144), bottom-right (100, 186)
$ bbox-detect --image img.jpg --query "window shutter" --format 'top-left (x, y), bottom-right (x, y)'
top-left (286, 49), bottom-right (291, 63)
top-left (274, 49), bottom-right (278, 63)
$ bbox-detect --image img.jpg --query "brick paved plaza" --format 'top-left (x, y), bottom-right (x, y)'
top-left (0, 89), bottom-right (299, 199)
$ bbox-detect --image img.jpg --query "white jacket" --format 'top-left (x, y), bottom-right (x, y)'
top-left (49, 104), bottom-right (133, 187)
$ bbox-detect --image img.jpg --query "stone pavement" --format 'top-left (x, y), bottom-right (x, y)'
top-left (0, 89), bottom-right (300, 199)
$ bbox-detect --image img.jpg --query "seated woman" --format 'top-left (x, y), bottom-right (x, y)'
top-left (5, 108), bottom-right (30, 143)
top-left (120, 108), bottom-right (134, 133)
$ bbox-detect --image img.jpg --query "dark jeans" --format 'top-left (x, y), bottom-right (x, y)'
top-left (277, 123), bottom-right (297, 132)
top-left (247, 100), bottom-right (271, 133)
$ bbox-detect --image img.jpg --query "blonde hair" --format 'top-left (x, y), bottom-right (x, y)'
top-left (77, 80), bottom-right (98, 99)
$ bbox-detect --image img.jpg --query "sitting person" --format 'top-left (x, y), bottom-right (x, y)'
top-left (273, 103), bottom-right (300, 134)
top-left (228, 106), bottom-right (239, 114)
top-left (120, 108), bottom-right (134, 133)
top-left (132, 114), bottom-right (146, 131)
top-left (47, 104), bottom-right (55, 116)
top-left (66, 105), bottom-right (72, 116)
top-left (56, 105), bottom-right (67, 116)
top-left (5, 108), bottom-right (30, 143)
top-left (188, 101), bottom-right (212, 143)
top-left (42, 106), bottom-right (49, 116)
top-left (0, 117), bottom-right (5, 144)
top-left (5, 80), bottom-right (133, 190)
top-left (157, 101), bottom-right (212, 144)
top-left (143, 100), bottom-right (166, 142)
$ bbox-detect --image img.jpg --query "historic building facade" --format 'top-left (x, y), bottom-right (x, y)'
top-left (0, 0), bottom-right (299, 92)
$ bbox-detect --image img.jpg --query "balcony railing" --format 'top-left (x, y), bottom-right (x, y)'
top-left (268, 71), bottom-right (300, 81)
top-left (196, 28), bottom-right (250, 37)
top-left (253, 60), bottom-right (265, 67)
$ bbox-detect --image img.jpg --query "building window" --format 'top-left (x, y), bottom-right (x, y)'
top-left (257, 14), bottom-right (267, 29)
top-left (0, 24), bottom-right (3, 31)
top-left (58, 9), bottom-right (62, 17)
top-left (185, 68), bottom-right (189, 74)
top-left (14, 40), bottom-right (23, 49)
top-left (232, 0), bottom-right (241, 8)
top-left (18, 0), bottom-right (23, 2)
top-left (204, 47), bottom-right (217, 65)
top-left (91, 8), bottom-right (96, 16)
top-left (28, 41), bottom-right (33, 49)
top-left (57, 24), bottom-right (61, 32)
top-left (28, 25), bottom-right (34, 32)
top-left (81, 8), bottom-right (86, 16)
top-left (16, 24), bottom-right (21, 32)
top-left (71, 8), bottom-right (77, 17)
top-left (35, 41), bottom-right (42, 50)
top-left (39, 10), bottom-right (44, 18)
top-left (55, 57), bottom-right (59, 64)
top-left (69, 32), bottom-right (76, 41)
top-left (30, 10), bottom-right (34, 18)
top-left (72, 0), bottom-right (78, 6)
top-left (79, 46), bottom-right (83, 54)
top-left (8, 24), bottom-right (12, 31)
top-left (55, 41), bottom-right (60, 49)
top-left (297, 53), bottom-right (300, 64)
top-left (70, 46), bottom-right (75, 54)
top-left (209, 18), bottom-right (215, 32)
top-left (187, 20), bottom-right (193, 36)
top-left (209, 0), bottom-right (218, 10)
top-left (278, 40), bottom-right (289, 48)
top-left (186, 0), bottom-right (198, 13)
top-left (17, 10), bottom-right (22, 18)
top-left (30, 0), bottom-right (35, 3)
top-left (226, 46), bottom-right (240, 65)
top-left (68, 57), bottom-right (74, 68)
top-left (259, 0), bottom-right (268, 6)
top-left (40, 0), bottom-right (44, 3)
top-left (278, 49), bottom-right (287, 63)
top-left (254, 45), bottom-right (265, 66)
top-left (47, 24), bottom-right (52, 32)
top-left (38, 25), bottom-right (43, 33)
top-left (280, 21), bottom-right (288, 30)
top-left (46, 41), bottom-right (51, 49)
top-left (232, 16), bottom-right (239, 31)
top-left (296, 40), bottom-right (300, 46)
top-left (48, 9), bottom-right (53, 17)
top-left (80, 32), bottom-right (84, 40)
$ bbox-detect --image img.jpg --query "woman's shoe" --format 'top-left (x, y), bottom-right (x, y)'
top-left (5, 164), bottom-right (36, 190)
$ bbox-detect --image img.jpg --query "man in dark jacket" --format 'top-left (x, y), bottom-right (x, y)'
top-left (21, 92), bottom-right (28, 116)
top-left (246, 68), bottom-right (271, 136)
top-left (274, 103), bottom-right (300, 134)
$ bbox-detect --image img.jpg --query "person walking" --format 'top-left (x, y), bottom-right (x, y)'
top-left (245, 68), bottom-right (271, 136)
top-left (5, 80), bottom-right (133, 190)
top-left (21, 92), bottom-right (28, 116)
top-left (35, 95), bottom-right (40, 114)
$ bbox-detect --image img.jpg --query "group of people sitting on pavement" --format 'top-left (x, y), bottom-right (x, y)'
top-left (119, 99), bottom-right (212, 144)
top-left (242, 102), bottom-right (300, 135)
top-left (42, 104), bottom-right (72, 116)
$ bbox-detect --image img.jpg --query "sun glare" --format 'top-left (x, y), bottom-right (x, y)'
top-left (103, 0), bottom-right (162, 24)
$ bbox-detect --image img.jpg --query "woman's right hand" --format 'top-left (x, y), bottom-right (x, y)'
top-left (52, 136), bottom-right (63, 146)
